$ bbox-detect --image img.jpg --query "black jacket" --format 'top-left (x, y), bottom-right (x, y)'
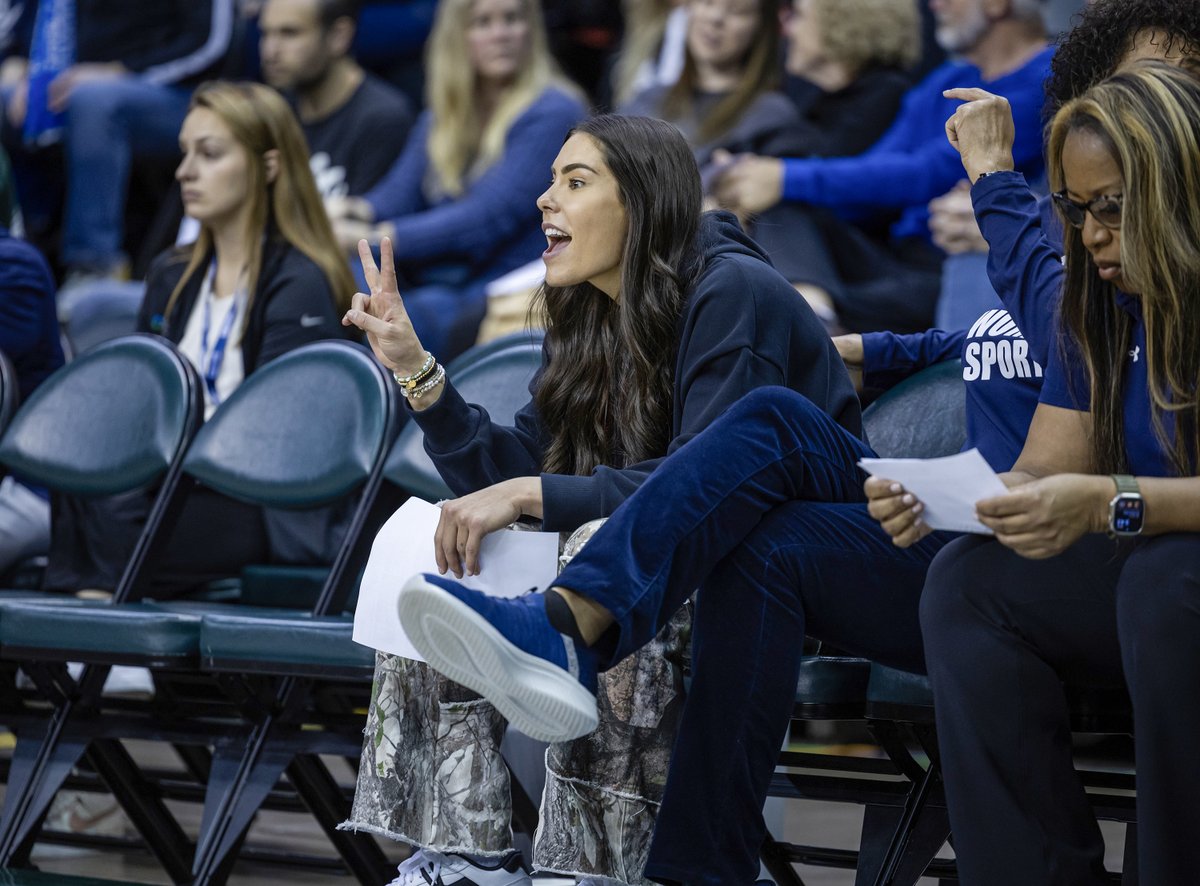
top-left (138, 237), bottom-right (351, 375)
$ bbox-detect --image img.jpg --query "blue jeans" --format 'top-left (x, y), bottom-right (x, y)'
top-left (921, 532), bottom-right (1200, 886)
top-left (63, 78), bottom-right (190, 268)
top-left (554, 387), bottom-right (948, 884)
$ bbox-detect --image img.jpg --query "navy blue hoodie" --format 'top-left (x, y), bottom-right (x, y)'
top-left (411, 210), bottom-right (862, 531)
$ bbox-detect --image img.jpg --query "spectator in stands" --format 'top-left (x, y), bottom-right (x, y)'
top-left (620, 0), bottom-right (798, 166)
top-left (0, 0), bottom-right (236, 289)
top-left (908, 61), bottom-right (1200, 886)
top-left (258, 0), bottom-right (413, 200)
top-left (326, 0), bottom-right (585, 362)
top-left (0, 225), bottom-right (63, 578)
top-left (340, 114), bottom-right (859, 886)
top-left (713, 0), bottom-right (1051, 333)
top-left (771, 0), bottom-right (920, 159)
top-left (609, 0), bottom-right (688, 109)
top-left (929, 0), bottom-right (1200, 330)
top-left (47, 80), bottom-right (355, 595)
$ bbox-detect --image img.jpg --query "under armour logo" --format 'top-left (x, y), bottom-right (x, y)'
top-left (1129, 346), bottom-right (1140, 362)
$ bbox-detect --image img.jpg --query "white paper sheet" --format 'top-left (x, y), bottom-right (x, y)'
top-left (353, 498), bottom-right (561, 661)
top-left (858, 448), bottom-right (1009, 534)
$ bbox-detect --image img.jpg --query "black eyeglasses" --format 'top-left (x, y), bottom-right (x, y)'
top-left (1051, 191), bottom-right (1123, 230)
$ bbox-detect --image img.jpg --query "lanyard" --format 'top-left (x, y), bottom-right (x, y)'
top-left (199, 261), bottom-right (245, 407)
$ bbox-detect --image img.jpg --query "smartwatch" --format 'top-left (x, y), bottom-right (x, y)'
top-left (1108, 474), bottom-right (1144, 537)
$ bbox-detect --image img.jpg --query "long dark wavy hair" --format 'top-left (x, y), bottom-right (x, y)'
top-left (533, 115), bottom-right (703, 476)
top-left (1048, 62), bottom-right (1200, 475)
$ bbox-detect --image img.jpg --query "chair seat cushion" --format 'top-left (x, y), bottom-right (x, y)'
top-left (865, 662), bottom-right (934, 711)
top-left (200, 608), bottom-right (374, 676)
top-left (0, 599), bottom-right (203, 663)
top-left (794, 656), bottom-right (872, 715)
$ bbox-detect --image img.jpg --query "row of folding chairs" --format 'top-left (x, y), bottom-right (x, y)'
top-left (0, 338), bottom-right (1138, 885)
top-left (0, 330), bottom-right (544, 885)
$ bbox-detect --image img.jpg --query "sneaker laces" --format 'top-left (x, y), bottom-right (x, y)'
top-left (388, 848), bottom-right (447, 885)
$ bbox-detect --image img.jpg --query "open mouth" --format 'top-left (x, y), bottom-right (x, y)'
top-left (543, 225), bottom-right (571, 259)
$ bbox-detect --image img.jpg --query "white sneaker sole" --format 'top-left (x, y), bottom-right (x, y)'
top-left (398, 576), bottom-right (598, 743)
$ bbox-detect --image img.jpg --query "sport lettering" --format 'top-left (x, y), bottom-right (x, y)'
top-left (962, 339), bottom-right (1043, 381)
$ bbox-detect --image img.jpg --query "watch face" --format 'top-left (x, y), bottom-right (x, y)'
top-left (1112, 495), bottom-right (1144, 534)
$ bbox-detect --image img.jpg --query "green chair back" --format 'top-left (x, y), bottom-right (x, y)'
top-left (862, 360), bottom-right (966, 459)
top-left (0, 334), bottom-right (202, 496)
top-left (384, 334), bottom-right (544, 502)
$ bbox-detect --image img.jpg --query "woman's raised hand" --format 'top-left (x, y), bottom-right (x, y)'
top-left (865, 476), bottom-right (931, 547)
top-left (342, 237), bottom-right (429, 374)
top-left (943, 87), bottom-right (1016, 184)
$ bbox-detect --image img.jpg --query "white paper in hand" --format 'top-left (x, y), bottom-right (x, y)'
top-left (353, 498), bottom-right (561, 660)
top-left (858, 448), bottom-right (1008, 534)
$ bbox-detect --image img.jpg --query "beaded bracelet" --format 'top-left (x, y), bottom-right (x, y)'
top-left (400, 362), bottom-right (446, 400)
top-left (393, 351), bottom-right (435, 386)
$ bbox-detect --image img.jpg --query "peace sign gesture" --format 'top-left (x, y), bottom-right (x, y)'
top-left (342, 237), bottom-right (429, 375)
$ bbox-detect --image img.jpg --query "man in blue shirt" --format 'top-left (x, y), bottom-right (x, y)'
top-left (713, 0), bottom-right (1052, 334)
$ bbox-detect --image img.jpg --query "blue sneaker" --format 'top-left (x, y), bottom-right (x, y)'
top-left (398, 573), bottom-right (599, 742)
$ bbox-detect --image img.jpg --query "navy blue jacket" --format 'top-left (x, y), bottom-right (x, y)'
top-left (861, 172), bottom-right (1064, 470)
top-left (0, 228), bottom-right (63, 404)
top-left (0, 229), bottom-right (63, 499)
top-left (412, 211), bottom-right (862, 531)
top-left (1042, 294), bottom-right (1174, 478)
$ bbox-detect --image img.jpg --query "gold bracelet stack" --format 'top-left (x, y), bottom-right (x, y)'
top-left (401, 362), bottom-right (446, 400)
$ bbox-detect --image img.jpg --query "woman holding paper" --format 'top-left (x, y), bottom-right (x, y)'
top-left (875, 62), bottom-right (1200, 885)
top-left (384, 83), bottom-right (1068, 884)
top-left (339, 113), bottom-right (859, 884)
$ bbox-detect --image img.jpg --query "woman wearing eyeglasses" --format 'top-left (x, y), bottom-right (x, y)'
top-left (872, 61), bottom-right (1200, 885)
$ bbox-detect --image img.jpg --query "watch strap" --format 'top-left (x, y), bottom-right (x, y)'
top-left (1111, 474), bottom-right (1139, 495)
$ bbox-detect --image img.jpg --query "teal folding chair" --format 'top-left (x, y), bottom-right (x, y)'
top-left (198, 331), bottom-right (548, 867)
top-left (0, 340), bottom-right (399, 884)
top-left (0, 334), bottom-right (203, 876)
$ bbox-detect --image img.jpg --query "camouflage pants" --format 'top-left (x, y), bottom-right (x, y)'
top-left (340, 525), bottom-right (692, 885)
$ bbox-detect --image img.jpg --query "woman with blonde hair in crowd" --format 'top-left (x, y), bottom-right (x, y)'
top-left (145, 80), bottom-right (355, 385)
top-left (773, 0), bottom-right (918, 158)
top-left (328, 0), bottom-right (584, 361)
top-left (49, 79), bottom-right (356, 596)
